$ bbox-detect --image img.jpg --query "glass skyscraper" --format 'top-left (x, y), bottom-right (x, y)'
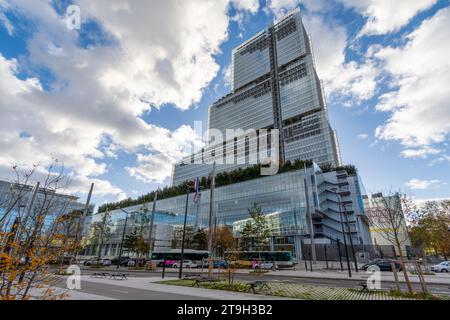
top-left (173, 8), bottom-right (341, 186)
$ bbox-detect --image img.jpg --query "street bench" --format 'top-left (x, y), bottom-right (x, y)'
top-left (247, 280), bottom-right (271, 294)
top-left (109, 273), bottom-right (128, 280)
top-left (90, 272), bottom-right (110, 279)
top-left (358, 281), bottom-right (369, 292)
top-left (183, 273), bottom-right (201, 280)
top-left (192, 277), bottom-right (221, 287)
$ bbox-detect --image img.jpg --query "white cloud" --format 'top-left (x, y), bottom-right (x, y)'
top-left (222, 63), bottom-right (232, 87)
top-left (266, 0), bottom-right (332, 18)
top-left (406, 178), bottom-right (445, 190)
top-left (429, 155), bottom-right (450, 166)
top-left (264, 1), bottom-right (380, 103)
top-left (126, 153), bottom-right (174, 184)
top-left (126, 125), bottom-right (204, 183)
top-left (401, 147), bottom-right (442, 159)
top-left (231, 0), bottom-right (260, 14)
top-left (0, 12), bottom-right (14, 35)
top-left (374, 7), bottom-right (450, 150)
top-left (266, 0), bottom-right (301, 18)
top-left (414, 197), bottom-right (450, 208)
top-left (357, 134), bottom-right (369, 140)
top-left (67, 175), bottom-right (127, 202)
top-left (302, 14), bottom-right (379, 104)
top-left (340, 0), bottom-right (437, 36)
top-left (76, 0), bottom-right (231, 110)
top-left (0, 0), bottom-right (254, 203)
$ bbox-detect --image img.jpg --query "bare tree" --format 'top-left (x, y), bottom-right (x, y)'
top-left (0, 162), bottom-right (91, 300)
top-left (93, 210), bottom-right (113, 261)
top-left (366, 192), bottom-right (415, 294)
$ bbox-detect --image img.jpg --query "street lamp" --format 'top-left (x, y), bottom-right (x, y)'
top-left (330, 188), bottom-right (352, 277)
top-left (116, 207), bottom-right (133, 269)
top-left (341, 201), bottom-right (359, 272)
top-left (179, 184), bottom-right (205, 279)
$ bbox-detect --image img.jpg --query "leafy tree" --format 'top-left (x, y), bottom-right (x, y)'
top-left (192, 229), bottom-right (208, 250)
top-left (212, 226), bottom-right (235, 257)
top-left (239, 204), bottom-right (271, 256)
top-left (123, 231), bottom-right (150, 261)
top-left (409, 200), bottom-right (450, 259)
top-left (239, 220), bottom-right (255, 251)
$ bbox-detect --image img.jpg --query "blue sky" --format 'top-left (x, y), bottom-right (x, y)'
top-left (0, 0), bottom-right (449, 208)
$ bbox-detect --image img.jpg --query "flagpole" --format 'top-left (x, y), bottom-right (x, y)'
top-left (303, 164), bottom-right (317, 264)
top-left (148, 191), bottom-right (157, 261)
top-left (208, 162), bottom-right (216, 278)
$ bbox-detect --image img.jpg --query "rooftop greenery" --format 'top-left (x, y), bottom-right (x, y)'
top-left (98, 160), bottom-right (357, 213)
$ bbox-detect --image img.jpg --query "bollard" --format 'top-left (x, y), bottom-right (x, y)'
top-left (162, 259), bottom-right (166, 279)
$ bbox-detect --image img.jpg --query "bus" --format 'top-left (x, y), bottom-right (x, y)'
top-left (224, 251), bottom-right (294, 269)
top-left (150, 249), bottom-right (209, 267)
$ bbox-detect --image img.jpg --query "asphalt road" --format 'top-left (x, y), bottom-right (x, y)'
top-left (49, 266), bottom-right (450, 297)
top-left (52, 278), bottom-right (210, 300)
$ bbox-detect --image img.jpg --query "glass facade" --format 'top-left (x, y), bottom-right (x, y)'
top-left (0, 180), bottom-right (94, 237)
top-left (85, 167), bottom-right (373, 258)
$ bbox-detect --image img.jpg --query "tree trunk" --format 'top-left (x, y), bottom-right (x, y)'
top-left (396, 238), bottom-right (413, 294)
top-left (97, 234), bottom-right (104, 260)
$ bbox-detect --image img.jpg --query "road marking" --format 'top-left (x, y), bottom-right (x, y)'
top-left (111, 289), bottom-right (129, 294)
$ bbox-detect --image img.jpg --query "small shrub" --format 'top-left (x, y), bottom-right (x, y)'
top-left (389, 289), bottom-right (441, 300)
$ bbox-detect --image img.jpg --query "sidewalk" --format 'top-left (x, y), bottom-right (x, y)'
top-left (75, 266), bottom-right (450, 285)
top-left (80, 276), bottom-right (295, 300)
top-left (264, 269), bottom-right (450, 285)
top-left (27, 285), bottom-right (114, 300)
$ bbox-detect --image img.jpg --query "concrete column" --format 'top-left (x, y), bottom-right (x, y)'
top-left (294, 235), bottom-right (303, 260)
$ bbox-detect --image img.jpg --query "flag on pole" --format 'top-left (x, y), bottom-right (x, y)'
top-left (193, 177), bottom-right (199, 203)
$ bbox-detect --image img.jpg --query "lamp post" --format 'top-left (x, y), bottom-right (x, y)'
top-left (117, 207), bottom-right (132, 269)
top-left (341, 202), bottom-right (358, 272)
top-left (179, 184), bottom-right (205, 279)
top-left (330, 188), bottom-right (352, 277)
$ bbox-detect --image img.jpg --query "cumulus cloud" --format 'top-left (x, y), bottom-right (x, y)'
top-left (374, 7), bottom-right (450, 153)
top-left (357, 134), bottom-right (369, 140)
top-left (302, 14), bottom-right (379, 104)
top-left (126, 125), bottom-right (204, 183)
top-left (340, 0), bottom-right (437, 36)
top-left (401, 147), bottom-right (442, 159)
top-left (264, 1), bottom-right (379, 104)
top-left (266, 0), bottom-right (332, 18)
top-left (66, 175), bottom-right (127, 202)
top-left (231, 0), bottom-right (260, 14)
top-left (0, 0), bottom-right (252, 203)
top-left (406, 178), bottom-right (445, 190)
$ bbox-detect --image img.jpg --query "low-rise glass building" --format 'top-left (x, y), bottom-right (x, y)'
top-left (83, 165), bottom-right (372, 260)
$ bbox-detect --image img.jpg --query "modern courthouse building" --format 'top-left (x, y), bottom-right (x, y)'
top-left (83, 9), bottom-right (373, 260)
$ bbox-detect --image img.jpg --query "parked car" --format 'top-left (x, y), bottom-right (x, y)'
top-left (111, 256), bottom-right (129, 266)
top-left (84, 258), bottom-right (111, 266)
top-left (202, 259), bottom-right (228, 269)
top-left (158, 260), bottom-right (177, 267)
top-left (172, 260), bottom-right (198, 268)
top-left (102, 259), bottom-right (112, 266)
top-left (252, 261), bottom-right (278, 270)
top-left (431, 261), bottom-right (449, 273)
top-left (361, 259), bottom-right (402, 272)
